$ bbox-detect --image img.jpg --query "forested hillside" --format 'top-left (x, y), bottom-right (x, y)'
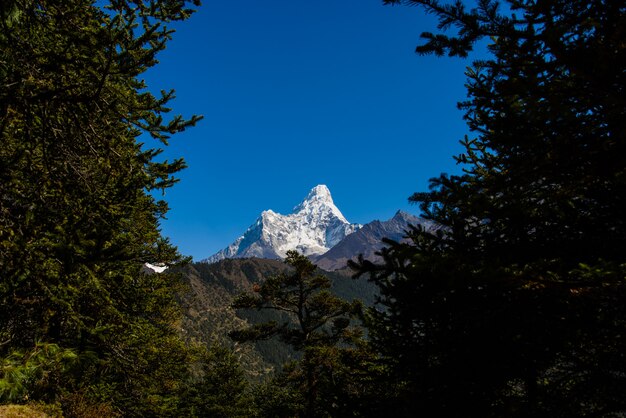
top-left (178, 259), bottom-right (377, 379)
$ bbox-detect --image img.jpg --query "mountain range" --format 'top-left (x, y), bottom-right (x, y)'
top-left (174, 185), bottom-right (440, 378)
top-left (203, 185), bottom-right (439, 270)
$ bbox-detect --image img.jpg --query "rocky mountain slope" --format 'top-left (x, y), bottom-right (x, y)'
top-left (313, 210), bottom-right (441, 270)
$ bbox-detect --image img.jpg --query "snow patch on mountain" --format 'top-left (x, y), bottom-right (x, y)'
top-left (203, 185), bottom-right (361, 263)
top-left (143, 263), bottom-right (168, 273)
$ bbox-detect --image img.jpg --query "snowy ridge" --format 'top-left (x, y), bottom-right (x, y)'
top-left (203, 185), bottom-right (361, 263)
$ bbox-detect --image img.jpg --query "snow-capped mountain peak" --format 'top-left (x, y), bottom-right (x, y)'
top-left (203, 185), bottom-right (361, 263)
top-left (294, 184), bottom-right (333, 209)
top-left (292, 184), bottom-right (348, 223)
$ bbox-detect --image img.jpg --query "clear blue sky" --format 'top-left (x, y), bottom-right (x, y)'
top-left (142, 0), bottom-right (484, 261)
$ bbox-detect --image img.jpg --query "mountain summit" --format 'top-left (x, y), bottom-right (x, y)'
top-left (203, 185), bottom-right (361, 263)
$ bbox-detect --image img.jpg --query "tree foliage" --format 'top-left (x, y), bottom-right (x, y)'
top-left (354, 1), bottom-right (626, 416)
top-left (0, 0), bottom-right (224, 415)
top-left (231, 251), bottom-right (368, 418)
top-left (180, 345), bottom-right (254, 418)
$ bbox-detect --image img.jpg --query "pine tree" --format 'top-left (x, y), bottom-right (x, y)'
top-left (0, 0), bottom-right (205, 414)
top-left (353, 1), bottom-right (626, 416)
top-left (180, 345), bottom-right (254, 418)
top-left (231, 251), bottom-right (365, 418)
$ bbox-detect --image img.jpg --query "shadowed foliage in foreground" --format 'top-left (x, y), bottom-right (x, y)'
top-left (353, 1), bottom-right (626, 417)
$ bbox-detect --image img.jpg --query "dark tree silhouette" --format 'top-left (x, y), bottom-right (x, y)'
top-left (353, 1), bottom-right (626, 416)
